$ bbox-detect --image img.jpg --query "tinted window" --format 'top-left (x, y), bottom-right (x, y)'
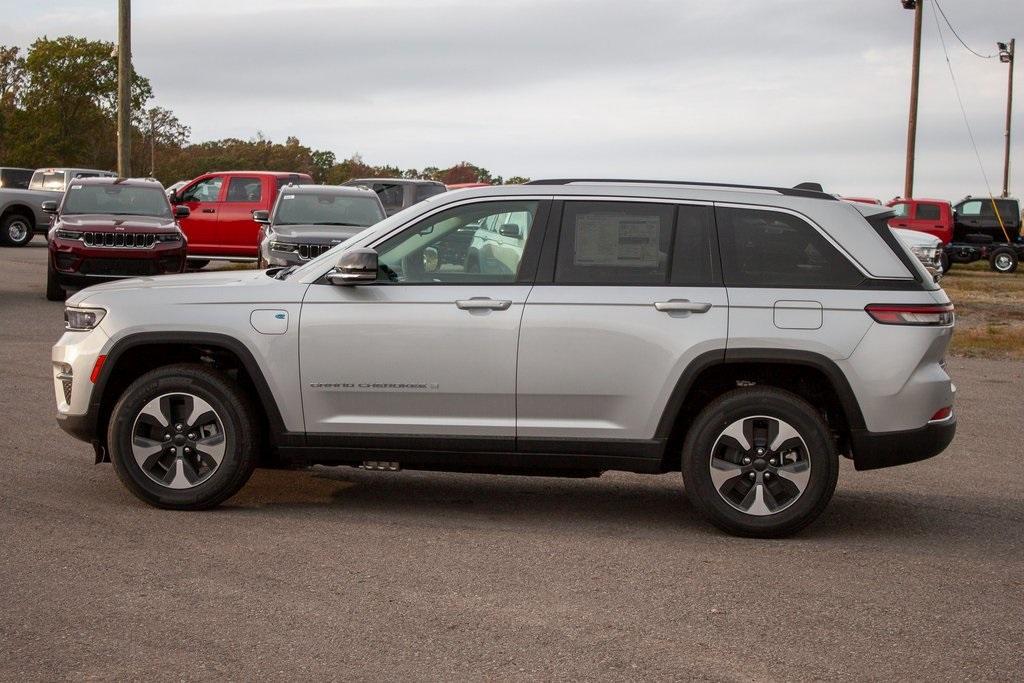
top-left (373, 183), bottom-right (406, 212)
top-left (274, 192), bottom-right (385, 227)
top-left (180, 176), bottom-right (224, 202)
top-left (226, 177), bottom-right (262, 202)
top-left (377, 200), bottom-right (539, 284)
top-left (0, 169), bottom-right (31, 189)
top-left (62, 184), bottom-right (171, 218)
top-left (717, 207), bottom-right (862, 288)
top-left (415, 184), bottom-right (446, 202)
top-left (915, 203), bottom-right (940, 220)
top-left (555, 202), bottom-right (673, 285)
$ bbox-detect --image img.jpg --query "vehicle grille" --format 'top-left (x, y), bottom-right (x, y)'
top-left (78, 259), bottom-right (158, 276)
top-left (82, 232), bottom-right (158, 248)
top-left (298, 243), bottom-right (332, 260)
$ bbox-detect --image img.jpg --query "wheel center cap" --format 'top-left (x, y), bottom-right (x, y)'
top-left (752, 458), bottom-right (769, 472)
top-left (173, 434), bottom-right (187, 446)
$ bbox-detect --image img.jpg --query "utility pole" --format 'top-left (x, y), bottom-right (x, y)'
top-left (116, 0), bottom-right (131, 178)
top-left (149, 109), bottom-right (156, 177)
top-left (999, 39), bottom-right (1015, 198)
top-left (902, 0), bottom-right (923, 199)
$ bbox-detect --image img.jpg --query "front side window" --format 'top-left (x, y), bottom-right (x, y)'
top-left (62, 184), bottom-right (172, 218)
top-left (958, 200), bottom-right (982, 216)
top-left (555, 201), bottom-right (673, 285)
top-left (226, 177), bottom-right (262, 202)
top-left (717, 207), bottom-right (862, 288)
top-left (890, 202), bottom-right (910, 217)
top-left (915, 203), bottom-right (940, 220)
top-left (376, 200), bottom-right (539, 283)
top-left (180, 176), bottom-right (224, 203)
top-left (274, 192), bottom-right (385, 227)
top-left (373, 183), bottom-right (406, 212)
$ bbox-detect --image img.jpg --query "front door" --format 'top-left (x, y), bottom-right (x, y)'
top-left (176, 175), bottom-right (225, 254)
top-left (299, 198), bottom-right (548, 443)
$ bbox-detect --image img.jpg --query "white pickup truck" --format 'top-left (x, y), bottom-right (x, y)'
top-left (0, 167), bottom-right (116, 247)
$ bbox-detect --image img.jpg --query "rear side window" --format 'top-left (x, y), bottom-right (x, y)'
top-left (915, 203), bottom-right (940, 220)
top-left (555, 202), bottom-right (674, 285)
top-left (415, 184), bottom-right (446, 202)
top-left (716, 207), bottom-right (862, 288)
top-left (226, 177), bottom-right (262, 202)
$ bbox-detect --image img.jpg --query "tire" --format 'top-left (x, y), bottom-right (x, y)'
top-left (187, 259), bottom-right (210, 271)
top-left (989, 247), bottom-right (1019, 274)
top-left (107, 363), bottom-right (259, 509)
top-left (45, 259), bottom-right (65, 301)
top-left (681, 387), bottom-right (839, 538)
top-left (1, 213), bottom-right (34, 247)
top-left (939, 250), bottom-right (952, 274)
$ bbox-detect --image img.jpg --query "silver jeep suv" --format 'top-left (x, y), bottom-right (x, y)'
top-left (52, 179), bottom-right (956, 536)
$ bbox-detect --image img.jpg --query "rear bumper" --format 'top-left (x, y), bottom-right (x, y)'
top-left (850, 416), bottom-right (956, 471)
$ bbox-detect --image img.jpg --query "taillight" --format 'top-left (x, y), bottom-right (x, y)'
top-left (865, 303), bottom-right (954, 326)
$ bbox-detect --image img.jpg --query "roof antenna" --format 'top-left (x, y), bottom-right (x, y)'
top-left (794, 182), bottom-right (824, 192)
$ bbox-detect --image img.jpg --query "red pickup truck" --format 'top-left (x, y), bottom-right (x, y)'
top-left (886, 198), bottom-right (954, 245)
top-left (169, 171), bottom-right (312, 264)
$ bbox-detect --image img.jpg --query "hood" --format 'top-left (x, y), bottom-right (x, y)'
top-left (892, 227), bottom-right (941, 248)
top-left (66, 269), bottom-right (268, 306)
top-left (270, 224), bottom-right (367, 242)
top-left (59, 213), bottom-right (178, 232)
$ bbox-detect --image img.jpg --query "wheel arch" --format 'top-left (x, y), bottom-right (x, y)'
top-left (90, 332), bottom-right (288, 456)
top-left (655, 349), bottom-right (866, 470)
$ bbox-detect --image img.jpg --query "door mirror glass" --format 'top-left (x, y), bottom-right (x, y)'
top-left (174, 205), bottom-right (190, 218)
top-left (326, 248), bottom-right (378, 285)
top-left (252, 209), bottom-right (270, 224)
top-left (498, 223), bottom-right (521, 238)
top-left (41, 200), bottom-right (58, 214)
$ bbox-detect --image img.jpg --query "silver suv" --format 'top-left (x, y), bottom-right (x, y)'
top-left (52, 180), bottom-right (956, 537)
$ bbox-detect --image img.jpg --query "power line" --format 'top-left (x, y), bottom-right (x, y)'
top-left (932, 0), bottom-right (996, 59)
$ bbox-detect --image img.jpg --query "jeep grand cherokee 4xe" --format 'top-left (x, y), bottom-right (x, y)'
top-left (52, 179), bottom-right (956, 537)
top-left (45, 178), bottom-right (189, 301)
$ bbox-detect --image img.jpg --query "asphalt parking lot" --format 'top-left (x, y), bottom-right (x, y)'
top-left (1, 238), bottom-right (1022, 681)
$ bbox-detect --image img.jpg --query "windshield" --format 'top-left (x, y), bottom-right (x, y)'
top-left (62, 184), bottom-right (172, 218)
top-left (274, 192), bottom-right (385, 227)
top-left (30, 170), bottom-right (66, 191)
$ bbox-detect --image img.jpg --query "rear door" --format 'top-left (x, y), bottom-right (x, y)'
top-left (176, 174), bottom-right (226, 254)
top-left (216, 175), bottom-right (267, 257)
top-left (516, 199), bottom-right (728, 458)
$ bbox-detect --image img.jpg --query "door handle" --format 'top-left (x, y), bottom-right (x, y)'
top-left (654, 299), bottom-right (712, 313)
top-left (201, 208), bottom-right (216, 214)
top-left (456, 298), bottom-right (512, 311)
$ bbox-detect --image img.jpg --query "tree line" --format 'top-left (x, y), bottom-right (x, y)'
top-left (0, 36), bottom-right (528, 186)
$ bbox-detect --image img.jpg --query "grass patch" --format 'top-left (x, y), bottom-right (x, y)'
top-left (942, 263), bottom-right (1024, 359)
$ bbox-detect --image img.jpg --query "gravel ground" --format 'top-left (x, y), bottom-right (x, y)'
top-left (1, 239), bottom-right (1021, 681)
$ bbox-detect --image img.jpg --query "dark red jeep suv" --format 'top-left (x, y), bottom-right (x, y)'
top-left (45, 178), bottom-right (189, 301)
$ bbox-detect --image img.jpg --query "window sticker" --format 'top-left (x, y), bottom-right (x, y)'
top-left (71, 185), bottom-right (82, 190)
top-left (283, 194), bottom-right (294, 200)
top-left (574, 213), bottom-right (661, 268)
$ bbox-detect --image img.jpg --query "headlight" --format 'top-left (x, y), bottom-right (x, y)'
top-left (56, 229), bottom-right (82, 240)
top-left (270, 241), bottom-right (299, 253)
top-left (64, 306), bottom-right (106, 331)
top-left (154, 232), bottom-right (182, 243)
top-left (910, 245), bottom-right (939, 264)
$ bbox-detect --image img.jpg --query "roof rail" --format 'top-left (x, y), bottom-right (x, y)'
top-left (523, 178), bottom-right (836, 200)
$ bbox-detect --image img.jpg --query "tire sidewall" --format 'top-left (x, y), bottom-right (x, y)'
top-left (3, 214), bottom-right (33, 247)
top-left (682, 389), bottom-right (838, 537)
top-left (108, 369), bottom-right (253, 508)
top-left (989, 248), bottom-right (1018, 273)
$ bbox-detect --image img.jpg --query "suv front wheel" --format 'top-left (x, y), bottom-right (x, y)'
top-left (107, 363), bottom-right (259, 509)
top-left (682, 387), bottom-right (838, 537)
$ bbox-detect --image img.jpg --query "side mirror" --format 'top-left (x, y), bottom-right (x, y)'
top-left (174, 205), bottom-right (190, 218)
top-left (41, 200), bottom-right (59, 214)
top-left (168, 191), bottom-right (180, 203)
top-left (326, 248), bottom-right (378, 285)
top-left (498, 223), bottom-right (521, 238)
top-left (252, 209), bottom-right (270, 224)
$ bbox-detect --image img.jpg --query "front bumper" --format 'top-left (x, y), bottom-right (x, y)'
top-left (52, 327), bottom-right (109, 444)
top-left (850, 415), bottom-right (956, 470)
top-left (50, 236), bottom-right (187, 286)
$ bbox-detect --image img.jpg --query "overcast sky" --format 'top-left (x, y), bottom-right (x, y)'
top-left (3, 0), bottom-right (1021, 199)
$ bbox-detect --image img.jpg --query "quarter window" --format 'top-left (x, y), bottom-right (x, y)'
top-left (555, 202), bottom-right (674, 285)
top-left (716, 207), bottom-right (862, 288)
top-left (226, 177), bottom-right (262, 202)
top-left (376, 201), bottom-right (539, 284)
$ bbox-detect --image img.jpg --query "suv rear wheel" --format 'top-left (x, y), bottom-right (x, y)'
top-left (107, 363), bottom-right (259, 509)
top-left (682, 387), bottom-right (838, 537)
